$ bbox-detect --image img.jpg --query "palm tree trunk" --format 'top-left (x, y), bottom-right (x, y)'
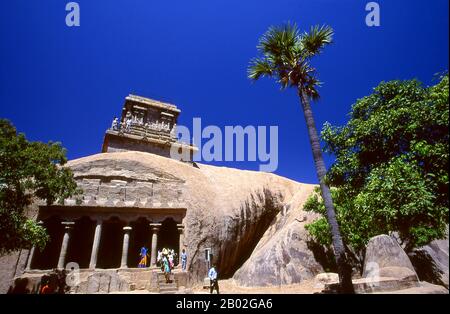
top-left (298, 87), bottom-right (354, 293)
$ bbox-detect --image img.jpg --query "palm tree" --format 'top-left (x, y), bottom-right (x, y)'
top-left (248, 23), bottom-right (354, 293)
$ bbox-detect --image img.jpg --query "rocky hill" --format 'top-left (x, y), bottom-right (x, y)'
top-left (66, 151), bottom-right (322, 285)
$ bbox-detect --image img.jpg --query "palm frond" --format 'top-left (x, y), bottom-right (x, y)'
top-left (248, 22), bottom-right (333, 98)
top-left (300, 24), bottom-right (334, 56)
top-left (258, 22), bottom-right (300, 59)
top-left (248, 58), bottom-right (274, 81)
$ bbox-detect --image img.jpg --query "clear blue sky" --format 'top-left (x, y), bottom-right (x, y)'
top-left (1, 0), bottom-right (448, 183)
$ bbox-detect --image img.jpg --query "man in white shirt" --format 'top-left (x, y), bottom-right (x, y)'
top-left (208, 265), bottom-right (219, 294)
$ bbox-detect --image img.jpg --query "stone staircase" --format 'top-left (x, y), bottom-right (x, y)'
top-left (156, 272), bottom-right (178, 294)
top-left (61, 268), bottom-right (185, 294)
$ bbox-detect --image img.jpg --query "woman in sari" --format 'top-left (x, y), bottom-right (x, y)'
top-left (138, 247), bottom-right (149, 268)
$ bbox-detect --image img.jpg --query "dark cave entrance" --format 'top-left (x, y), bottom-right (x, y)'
top-left (128, 218), bottom-right (151, 267)
top-left (158, 218), bottom-right (179, 255)
top-left (31, 216), bottom-right (64, 270)
top-left (66, 216), bottom-right (96, 268)
top-left (96, 217), bottom-right (125, 269)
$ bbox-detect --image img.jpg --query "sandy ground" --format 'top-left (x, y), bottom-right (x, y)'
top-left (187, 279), bottom-right (320, 294)
top-left (110, 278), bottom-right (448, 294)
top-left (109, 279), bottom-right (320, 294)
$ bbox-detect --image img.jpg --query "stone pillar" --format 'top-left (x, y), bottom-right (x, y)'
top-left (89, 220), bottom-right (103, 269)
top-left (57, 221), bottom-right (75, 269)
top-left (25, 246), bottom-right (36, 271)
top-left (177, 224), bottom-right (185, 266)
top-left (150, 223), bottom-right (161, 266)
top-left (120, 226), bottom-right (132, 268)
top-left (26, 221), bottom-right (43, 271)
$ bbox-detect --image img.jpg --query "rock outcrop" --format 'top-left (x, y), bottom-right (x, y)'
top-left (65, 152), bottom-right (321, 285)
top-left (409, 237), bottom-right (449, 289)
top-left (363, 234), bottom-right (416, 277)
top-left (232, 192), bottom-right (323, 286)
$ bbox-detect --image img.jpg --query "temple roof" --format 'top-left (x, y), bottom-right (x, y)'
top-left (125, 94), bottom-right (180, 113)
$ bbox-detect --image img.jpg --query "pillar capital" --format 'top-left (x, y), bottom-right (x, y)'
top-left (61, 221), bottom-right (75, 230)
top-left (177, 224), bottom-right (184, 233)
top-left (123, 226), bottom-right (132, 232)
top-left (150, 223), bottom-right (162, 232)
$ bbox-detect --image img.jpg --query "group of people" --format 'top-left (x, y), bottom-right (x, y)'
top-left (156, 248), bottom-right (177, 283)
top-left (111, 116), bottom-right (132, 132)
top-left (138, 246), bottom-right (217, 292)
top-left (110, 116), bottom-right (174, 134)
top-left (136, 246), bottom-right (188, 282)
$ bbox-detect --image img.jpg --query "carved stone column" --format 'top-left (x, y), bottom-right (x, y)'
top-left (89, 220), bottom-right (103, 269)
top-left (25, 246), bottom-right (36, 271)
top-left (26, 221), bottom-right (43, 271)
top-left (150, 223), bottom-right (162, 266)
top-left (120, 226), bottom-right (132, 268)
top-left (57, 221), bottom-right (75, 269)
top-left (177, 224), bottom-right (185, 266)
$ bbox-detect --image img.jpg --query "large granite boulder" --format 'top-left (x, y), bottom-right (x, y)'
top-left (363, 234), bottom-right (416, 277)
top-left (409, 237), bottom-right (449, 289)
top-left (64, 152), bottom-right (321, 286)
top-left (232, 195), bottom-right (324, 286)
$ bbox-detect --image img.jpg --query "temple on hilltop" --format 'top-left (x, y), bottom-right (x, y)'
top-left (102, 94), bottom-right (197, 160)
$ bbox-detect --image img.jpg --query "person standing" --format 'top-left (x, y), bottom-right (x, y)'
top-left (111, 117), bottom-right (118, 130)
top-left (163, 255), bottom-right (171, 283)
top-left (157, 250), bottom-right (162, 267)
top-left (125, 118), bottom-right (132, 131)
top-left (181, 249), bottom-right (187, 271)
top-left (208, 265), bottom-right (219, 294)
top-left (138, 247), bottom-right (149, 268)
top-left (168, 251), bottom-right (174, 270)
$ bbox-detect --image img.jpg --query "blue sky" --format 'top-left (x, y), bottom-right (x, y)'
top-left (0, 0), bottom-right (448, 184)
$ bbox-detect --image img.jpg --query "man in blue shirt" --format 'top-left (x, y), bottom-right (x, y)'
top-left (208, 265), bottom-right (219, 294)
top-left (181, 249), bottom-right (188, 271)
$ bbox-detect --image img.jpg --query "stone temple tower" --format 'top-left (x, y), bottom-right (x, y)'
top-left (102, 94), bottom-right (197, 160)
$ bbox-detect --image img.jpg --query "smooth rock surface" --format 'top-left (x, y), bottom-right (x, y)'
top-left (66, 152), bottom-right (321, 285)
top-left (409, 236), bottom-right (449, 289)
top-left (363, 235), bottom-right (416, 278)
top-left (378, 266), bottom-right (418, 282)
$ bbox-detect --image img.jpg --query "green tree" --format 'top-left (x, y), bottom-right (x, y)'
top-left (248, 23), bottom-right (354, 293)
top-left (0, 119), bottom-right (80, 255)
top-left (305, 74), bottom-right (449, 254)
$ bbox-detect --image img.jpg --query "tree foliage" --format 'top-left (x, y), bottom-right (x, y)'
top-left (248, 23), bottom-right (333, 99)
top-left (0, 119), bottom-right (80, 254)
top-left (304, 74), bottom-right (449, 252)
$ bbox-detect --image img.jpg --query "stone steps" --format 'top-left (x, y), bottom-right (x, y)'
top-left (156, 272), bottom-right (178, 294)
